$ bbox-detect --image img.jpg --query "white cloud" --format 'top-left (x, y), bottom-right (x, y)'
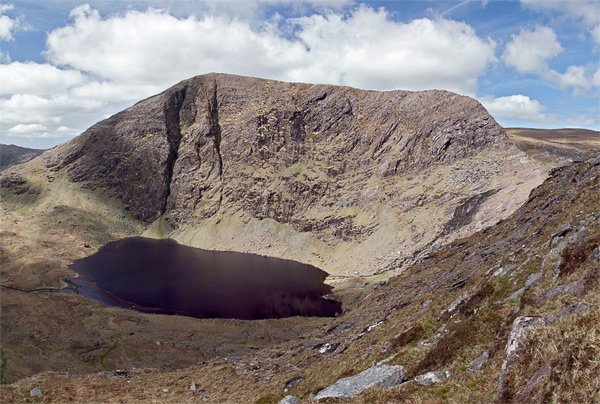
top-left (4, 123), bottom-right (64, 139)
top-left (480, 94), bottom-right (550, 122)
top-left (520, 0), bottom-right (599, 27)
top-left (44, 5), bottom-right (495, 95)
top-left (45, 5), bottom-right (307, 87)
top-left (521, 0), bottom-right (600, 45)
top-left (289, 8), bottom-right (496, 94)
top-left (503, 26), bottom-right (562, 74)
top-left (503, 25), bottom-right (599, 92)
top-left (548, 65), bottom-right (589, 90)
top-left (0, 62), bottom-right (85, 96)
top-left (0, 2), bottom-right (29, 41)
top-left (0, 11), bottom-right (16, 41)
top-left (591, 24), bottom-right (600, 44)
top-left (7, 123), bottom-right (47, 134)
top-left (4, 4), bottom-right (498, 147)
top-left (0, 93), bottom-right (103, 125)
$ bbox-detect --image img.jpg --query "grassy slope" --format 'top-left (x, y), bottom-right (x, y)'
top-left (1, 149), bottom-right (597, 403)
top-left (505, 128), bottom-right (600, 171)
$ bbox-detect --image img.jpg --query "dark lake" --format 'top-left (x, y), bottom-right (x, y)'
top-left (67, 237), bottom-right (341, 320)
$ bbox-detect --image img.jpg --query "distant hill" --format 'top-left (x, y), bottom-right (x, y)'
top-left (0, 144), bottom-right (45, 171)
top-left (505, 127), bottom-right (599, 170)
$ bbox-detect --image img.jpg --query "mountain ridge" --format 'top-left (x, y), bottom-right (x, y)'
top-left (38, 72), bottom-right (545, 276)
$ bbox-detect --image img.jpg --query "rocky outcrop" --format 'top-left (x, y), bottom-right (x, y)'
top-left (498, 303), bottom-right (592, 393)
top-left (40, 73), bottom-right (544, 275)
top-left (467, 350), bottom-right (489, 372)
top-left (314, 365), bottom-right (405, 400)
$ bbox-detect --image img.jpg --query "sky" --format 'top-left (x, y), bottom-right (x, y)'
top-left (0, 0), bottom-right (599, 149)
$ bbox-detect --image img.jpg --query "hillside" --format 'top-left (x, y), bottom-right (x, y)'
top-left (2, 73), bottom-right (595, 403)
top-left (506, 128), bottom-right (599, 170)
top-left (0, 144), bottom-right (44, 171)
top-left (2, 144), bottom-right (598, 403)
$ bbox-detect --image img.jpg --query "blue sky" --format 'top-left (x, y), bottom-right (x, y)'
top-left (1, 0), bottom-right (599, 149)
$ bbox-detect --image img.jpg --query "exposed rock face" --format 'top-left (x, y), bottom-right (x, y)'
top-left (314, 365), bottom-right (405, 399)
top-left (42, 73), bottom-right (544, 274)
top-left (498, 303), bottom-right (592, 393)
top-left (467, 350), bottom-right (489, 373)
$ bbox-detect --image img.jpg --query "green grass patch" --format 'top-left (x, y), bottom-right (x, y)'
top-left (417, 316), bottom-right (440, 339)
top-left (255, 393), bottom-right (282, 404)
top-left (0, 349), bottom-right (7, 384)
top-left (99, 335), bottom-right (119, 370)
top-left (492, 277), bottom-right (512, 302)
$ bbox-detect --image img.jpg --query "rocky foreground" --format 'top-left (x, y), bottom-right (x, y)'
top-left (2, 149), bottom-right (598, 404)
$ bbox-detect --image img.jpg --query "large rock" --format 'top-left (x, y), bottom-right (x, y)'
top-left (314, 365), bottom-right (405, 400)
top-left (498, 303), bottom-right (592, 392)
top-left (467, 350), bottom-right (489, 373)
top-left (537, 279), bottom-right (586, 303)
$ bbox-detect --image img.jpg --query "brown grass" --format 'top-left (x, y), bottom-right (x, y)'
top-left (558, 235), bottom-right (600, 277)
top-left (501, 307), bottom-right (600, 404)
top-left (388, 325), bottom-right (423, 353)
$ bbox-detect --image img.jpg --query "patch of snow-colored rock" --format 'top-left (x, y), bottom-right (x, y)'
top-left (413, 370), bottom-right (452, 386)
top-left (314, 365), bottom-right (405, 400)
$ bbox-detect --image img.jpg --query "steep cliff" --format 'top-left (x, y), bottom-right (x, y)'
top-left (43, 73), bottom-right (544, 275)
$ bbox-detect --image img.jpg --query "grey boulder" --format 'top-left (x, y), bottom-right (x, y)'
top-left (279, 395), bottom-right (300, 404)
top-left (414, 370), bottom-right (453, 386)
top-left (315, 365), bottom-right (405, 400)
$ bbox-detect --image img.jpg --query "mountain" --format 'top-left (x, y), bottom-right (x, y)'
top-left (40, 73), bottom-right (545, 276)
top-left (1, 73), bottom-right (597, 403)
top-left (0, 144), bottom-right (44, 171)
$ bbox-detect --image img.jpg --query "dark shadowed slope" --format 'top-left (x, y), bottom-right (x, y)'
top-left (0, 144), bottom-right (44, 171)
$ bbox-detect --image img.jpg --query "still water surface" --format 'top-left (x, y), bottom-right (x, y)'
top-left (68, 237), bottom-right (341, 320)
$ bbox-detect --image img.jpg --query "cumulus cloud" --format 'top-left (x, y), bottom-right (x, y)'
top-left (0, 3), bottom-right (29, 41)
top-left (0, 62), bottom-right (85, 96)
top-left (0, 3), bottom-right (16, 40)
top-left (479, 94), bottom-right (550, 122)
top-left (4, 123), bottom-right (65, 139)
top-left (503, 26), bottom-right (562, 74)
top-left (2, 4), bottom-right (500, 146)
top-left (7, 123), bottom-right (47, 134)
top-left (0, 93), bottom-right (103, 125)
top-left (503, 25), bottom-right (599, 93)
top-left (288, 9), bottom-right (496, 93)
top-left (44, 5), bottom-right (496, 95)
top-left (521, 0), bottom-right (600, 45)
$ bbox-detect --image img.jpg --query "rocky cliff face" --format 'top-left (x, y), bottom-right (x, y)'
top-left (44, 73), bottom-right (544, 275)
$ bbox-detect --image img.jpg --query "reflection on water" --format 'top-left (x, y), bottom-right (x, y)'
top-left (68, 237), bottom-right (341, 320)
